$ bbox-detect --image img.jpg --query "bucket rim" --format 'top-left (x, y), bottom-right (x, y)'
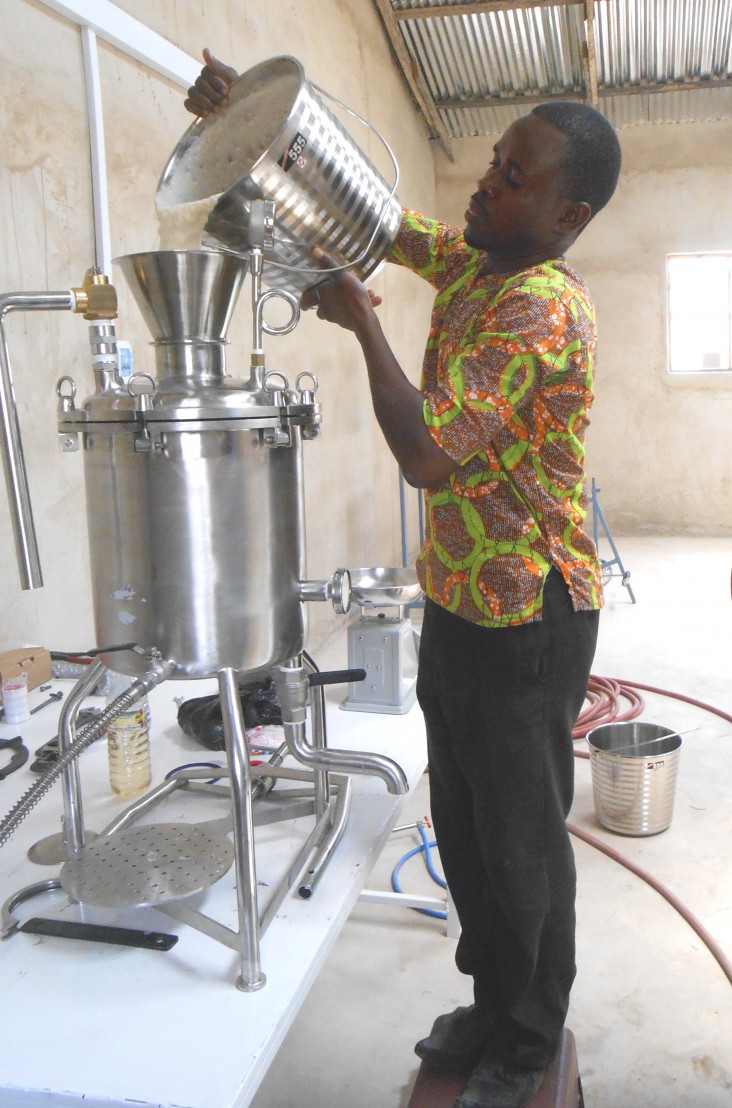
top-left (155, 54), bottom-right (308, 210)
top-left (586, 721), bottom-right (683, 759)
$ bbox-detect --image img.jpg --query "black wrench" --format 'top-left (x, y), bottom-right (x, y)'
top-left (30, 690), bottom-right (64, 715)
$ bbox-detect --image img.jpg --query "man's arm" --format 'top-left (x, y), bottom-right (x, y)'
top-left (310, 255), bottom-right (456, 489)
top-left (182, 54), bottom-right (455, 488)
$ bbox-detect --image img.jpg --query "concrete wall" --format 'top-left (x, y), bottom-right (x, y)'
top-left (434, 118), bottom-right (732, 537)
top-left (0, 0), bottom-right (436, 656)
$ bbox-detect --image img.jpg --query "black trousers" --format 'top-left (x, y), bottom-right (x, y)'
top-left (416, 569), bottom-right (599, 1071)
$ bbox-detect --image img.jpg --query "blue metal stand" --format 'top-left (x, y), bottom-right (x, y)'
top-left (591, 478), bottom-right (636, 603)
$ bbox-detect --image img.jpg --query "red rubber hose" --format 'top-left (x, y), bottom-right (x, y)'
top-left (571, 675), bottom-right (732, 989)
top-left (569, 820), bottom-right (732, 988)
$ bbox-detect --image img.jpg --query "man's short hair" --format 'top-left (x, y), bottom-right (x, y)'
top-left (531, 100), bottom-right (622, 219)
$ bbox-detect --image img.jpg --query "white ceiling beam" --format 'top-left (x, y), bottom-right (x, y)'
top-left (37, 0), bottom-right (200, 86)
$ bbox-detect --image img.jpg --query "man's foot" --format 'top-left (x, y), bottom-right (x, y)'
top-left (453, 1058), bottom-right (546, 1108)
top-left (414, 1005), bottom-right (494, 1074)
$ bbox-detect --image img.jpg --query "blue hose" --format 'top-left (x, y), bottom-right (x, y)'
top-left (391, 822), bottom-right (447, 919)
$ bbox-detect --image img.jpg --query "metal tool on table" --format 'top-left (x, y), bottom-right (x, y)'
top-left (30, 690), bottom-right (63, 715)
top-left (0, 737), bottom-right (28, 781)
top-left (0, 55), bottom-right (408, 991)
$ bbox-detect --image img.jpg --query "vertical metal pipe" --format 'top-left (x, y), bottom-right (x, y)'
top-left (307, 679), bottom-right (330, 817)
top-left (0, 293), bottom-right (74, 589)
top-left (218, 667), bottom-right (266, 992)
top-left (80, 27), bottom-right (112, 275)
top-left (57, 659), bottom-right (107, 854)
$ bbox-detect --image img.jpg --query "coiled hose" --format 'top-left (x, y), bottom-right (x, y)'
top-left (393, 674), bottom-right (732, 987)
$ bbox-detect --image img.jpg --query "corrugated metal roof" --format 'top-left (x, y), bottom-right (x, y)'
top-left (375, 0), bottom-right (732, 151)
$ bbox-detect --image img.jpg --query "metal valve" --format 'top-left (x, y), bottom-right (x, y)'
top-left (330, 567), bottom-right (352, 615)
top-left (298, 568), bottom-right (351, 614)
top-left (71, 268), bottom-right (118, 321)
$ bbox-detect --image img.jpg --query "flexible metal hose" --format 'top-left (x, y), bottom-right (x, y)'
top-left (0, 683), bottom-right (152, 848)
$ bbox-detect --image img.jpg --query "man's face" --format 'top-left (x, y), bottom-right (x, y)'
top-left (463, 114), bottom-right (573, 265)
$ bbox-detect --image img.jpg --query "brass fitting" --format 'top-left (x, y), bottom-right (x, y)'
top-left (72, 268), bottom-right (118, 320)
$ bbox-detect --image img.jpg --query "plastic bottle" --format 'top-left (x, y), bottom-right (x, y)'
top-left (2, 671), bottom-right (30, 724)
top-left (105, 673), bottom-right (151, 798)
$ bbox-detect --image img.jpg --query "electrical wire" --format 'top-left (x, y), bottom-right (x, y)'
top-left (391, 823), bottom-right (446, 920)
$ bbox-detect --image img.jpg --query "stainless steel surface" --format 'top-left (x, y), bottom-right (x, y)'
top-left (27, 831), bottom-right (98, 866)
top-left (156, 56), bottom-right (401, 300)
top-left (1, 878), bottom-right (63, 939)
top-left (58, 660), bottom-right (106, 856)
top-left (63, 250), bottom-right (314, 680)
top-left (59, 823), bottom-right (234, 908)
top-left (114, 250), bottom-right (246, 370)
top-left (277, 659), bottom-right (409, 796)
top-left (218, 667), bottom-right (265, 992)
top-left (587, 721), bottom-right (683, 836)
top-left (297, 776), bottom-right (352, 899)
top-left (0, 291), bottom-right (74, 590)
top-left (42, 224), bottom-right (409, 990)
top-left (349, 566), bottom-right (423, 607)
top-left (599, 724), bottom-right (698, 757)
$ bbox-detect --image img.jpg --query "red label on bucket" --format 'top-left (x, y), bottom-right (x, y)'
top-left (280, 132), bottom-right (308, 173)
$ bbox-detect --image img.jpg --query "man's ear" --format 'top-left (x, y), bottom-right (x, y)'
top-left (559, 200), bottom-right (592, 237)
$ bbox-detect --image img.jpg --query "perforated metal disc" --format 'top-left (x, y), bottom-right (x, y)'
top-left (59, 823), bottom-right (234, 908)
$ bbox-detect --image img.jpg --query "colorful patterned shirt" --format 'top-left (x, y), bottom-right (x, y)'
top-left (390, 210), bottom-right (603, 627)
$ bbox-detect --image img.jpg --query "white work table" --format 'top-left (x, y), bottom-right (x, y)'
top-left (0, 648), bottom-right (426, 1107)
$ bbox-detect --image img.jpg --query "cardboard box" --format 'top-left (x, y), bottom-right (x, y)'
top-left (0, 647), bottom-right (52, 695)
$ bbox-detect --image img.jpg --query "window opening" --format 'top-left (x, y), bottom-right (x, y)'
top-left (667, 253), bottom-right (732, 373)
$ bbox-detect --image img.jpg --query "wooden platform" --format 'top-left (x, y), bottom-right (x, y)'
top-left (408, 1028), bottom-right (583, 1108)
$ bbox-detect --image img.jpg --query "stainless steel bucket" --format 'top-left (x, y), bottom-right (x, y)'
top-left (587, 722), bottom-right (682, 836)
top-left (155, 55), bottom-right (401, 300)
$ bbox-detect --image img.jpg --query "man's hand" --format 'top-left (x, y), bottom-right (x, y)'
top-left (184, 49), bottom-right (238, 117)
top-left (301, 249), bottom-right (382, 332)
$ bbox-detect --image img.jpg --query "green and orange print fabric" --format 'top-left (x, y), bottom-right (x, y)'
top-left (391, 210), bottom-right (603, 627)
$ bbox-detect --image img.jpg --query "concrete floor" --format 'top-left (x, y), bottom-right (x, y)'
top-left (252, 537), bottom-right (732, 1108)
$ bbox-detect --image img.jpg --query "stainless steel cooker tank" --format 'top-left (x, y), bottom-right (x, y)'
top-left (58, 249), bottom-right (324, 680)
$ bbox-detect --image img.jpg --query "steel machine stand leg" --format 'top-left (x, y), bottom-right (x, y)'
top-left (218, 667), bottom-right (266, 992)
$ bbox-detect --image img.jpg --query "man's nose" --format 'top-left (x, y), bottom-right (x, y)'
top-left (477, 170), bottom-right (498, 197)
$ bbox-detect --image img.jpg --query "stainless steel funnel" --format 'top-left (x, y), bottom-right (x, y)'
top-left (115, 249), bottom-right (246, 344)
top-left (114, 249), bottom-right (247, 381)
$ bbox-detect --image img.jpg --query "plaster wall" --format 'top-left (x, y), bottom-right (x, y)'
top-left (0, 0), bottom-right (436, 656)
top-left (434, 119), bottom-right (732, 537)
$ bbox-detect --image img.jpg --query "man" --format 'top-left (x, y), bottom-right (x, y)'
top-left (186, 53), bottom-right (621, 1108)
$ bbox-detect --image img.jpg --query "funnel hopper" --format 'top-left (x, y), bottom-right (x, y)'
top-left (114, 249), bottom-right (246, 344)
